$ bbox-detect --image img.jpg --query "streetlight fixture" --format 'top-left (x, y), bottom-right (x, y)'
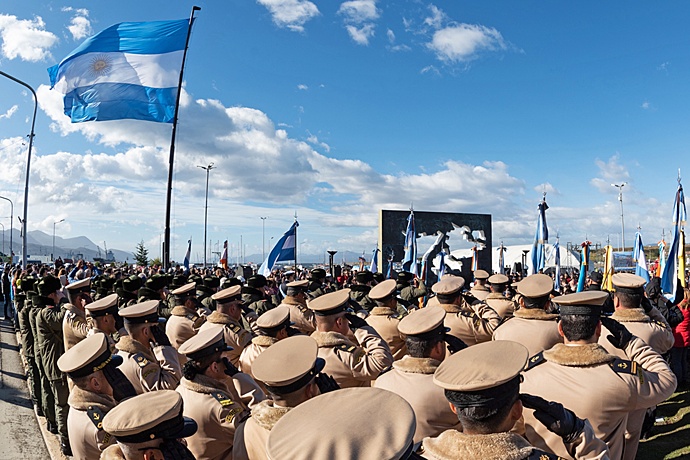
top-left (197, 162), bottom-right (215, 268)
top-left (52, 219), bottom-right (65, 261)
top-left (0, 71), bottom-right (37, 269)
top-left (611, 183), bottom-right (627, 251)
top-left (0, 222), bottom-right (4, 257)
top-left (260, 217), bottom-right (268, 260)
top-left (0, 196), bottom-right (13, 263)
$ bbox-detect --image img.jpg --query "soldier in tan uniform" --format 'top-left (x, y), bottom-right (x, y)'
top-left (63, 278), bottom-right (92, 351)
top-left (419, 340), bottom-right (610, 459)
top-left (267, 387), bottom-right (416, 460)
top-left (521, 291), bottom-right (677, 460)
top-left (200, 285), bottom-right (253, 367)
top-left (310, 289), bottom-right (393, 388)
top-left (115, 300), bottom-right (182, 394)
top-left (279, 280), bottom-right (316, 334)
top-left (432, 276), bottom-right (501, 346)
top-left (58, 333), bottom-right (120, 460)
top-left (239, 306), bottom-right (292, 379)
top-left (366, 279), bottom-right (407, 359)
top-left (85, 293), bottom-right (120, 352)
top-left (469, 269), bottom-right (491, 301)
top-left (233, 335), bottom-right (326, 460)
top-left (101, 390), bottom-right (198, 460)
top-left (493, 273), bottom-right (563, 355)
top-left (375, 306), bottom-right (462, 443)
top-left (600, 273), bottom-right (676, 460)
top-left (166, 282), bottom-right (205, 349)
top-left (485, 273), bottom-right (516, 319)
top-left (176, 326), bottom-right (250, 460)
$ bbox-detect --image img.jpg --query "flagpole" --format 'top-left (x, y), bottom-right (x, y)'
top-left (164, 5), bottom-right (201, 271)
top-left (294, 210), bottom-right (298, 269)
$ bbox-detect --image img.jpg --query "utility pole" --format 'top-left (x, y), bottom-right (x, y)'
top-left (260, 216), bottom-right (268, 260)
top-left (198, 162), bottom-right (215, 268)
top-left (612, 182), bottom-right (627, 251)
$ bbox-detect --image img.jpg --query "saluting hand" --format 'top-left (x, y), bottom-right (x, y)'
top-left (600, 316), bottom-right (633, 349)
top-left (521, 393), bottom-right (584, 443)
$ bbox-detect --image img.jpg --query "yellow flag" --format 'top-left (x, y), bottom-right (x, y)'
top-left (602, 245), bottom-right (614, 291)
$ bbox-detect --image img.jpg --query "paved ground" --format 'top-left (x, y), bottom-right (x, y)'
top-left (0, 316), bottom-right (61, 460)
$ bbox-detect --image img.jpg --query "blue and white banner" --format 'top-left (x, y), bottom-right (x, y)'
top-left (553, 239), bottom-right (561, 291)
top-left (370, 248), bottom-right (380, 273)
top-left (633, 231), bottom-right (650, 283)
top-left (661, 181), bottom-right (686, 298)
top-left (531, 198), bottom-right (549, 274)
top-left (183, 238), bottom-right (191, 271)
top-left (258, 222), bottom-right (299, 276)
top-left (402, 211), bottom-right (418, 275)
top-left (48, 19), bottom-right (190, 123)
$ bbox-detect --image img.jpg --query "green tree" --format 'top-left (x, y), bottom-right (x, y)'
top-left (134, 240), bottom-right (149, 266)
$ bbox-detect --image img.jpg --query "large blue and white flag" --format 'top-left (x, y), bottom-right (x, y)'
top-left (553, 239), bottom-right (561, 291)
top-left (48, 19), bottom-right (190, 123)
top-left (531, 197), bottom-right (549, 274)
top-left (661, 179), bottom-right (686, 298)
top-left (258, 222), bottom-right (299, 276)
top-left (183, 238), bottom-right (191, 271)
top-left (370, 248), bottom-right (380, 273)
top-left (633, 231), bottom-right (650, 283)
top-left (402, 211), bottom-right (418, 275)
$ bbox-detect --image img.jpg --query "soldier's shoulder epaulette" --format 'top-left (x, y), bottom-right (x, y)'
top-left (228, 322), bottom-right (242, 334)
top-left (336, 343), bottom-right (358, 353)
top-left (527, 449), bottom-right (565, 459)
top-left (132, 352), bottom-right (150, 368)
top-left (185, 312), bottom-right (198, 322)
top-left (86, 406), bottom-right (105, 431)
top-left (653, 319), bottom-right (670, 329)
top-left (609, 357), bottom-right (641, 377)
top-left (210, 391), bottom-right (236, 407)
top-left (524, 351), bottom-right (546, 371)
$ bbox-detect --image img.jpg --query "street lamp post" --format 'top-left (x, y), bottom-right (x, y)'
top-left (197, 163), bottom-right (215, 268)
top-left (0, 196), bottom-right (13, 263)
top-left (612, 183), bottom-right (627, 251)
top-left (0, 222), bottom-right (5, 256)
top-left (260, 217), bottom-right (268, 260)
top-left (0, 72), bottom-right (37, 269)
top-left (52, 219), bottom-right (65, 261)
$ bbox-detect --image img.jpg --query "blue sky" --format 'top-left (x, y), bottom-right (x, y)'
top-left (0, 1), bottom-right (688, 264)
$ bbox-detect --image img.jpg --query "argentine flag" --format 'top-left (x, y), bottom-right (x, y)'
top-left (258, 222), bottom-right (299, 277)
top-left (48, 19), bottom-right (190, 123)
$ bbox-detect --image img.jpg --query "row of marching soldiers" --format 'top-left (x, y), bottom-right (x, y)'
top-left (13, 265), bottom-right (677, 459)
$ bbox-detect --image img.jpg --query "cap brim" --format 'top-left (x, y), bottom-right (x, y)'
top-left (109, 355), bottom-right (124, 368)
top-left (157, 317), bottom-right (167, 324)
top-left (177, 417), bottom-right (198, 439)
top-left (314, 357), bottom-right (326, 375)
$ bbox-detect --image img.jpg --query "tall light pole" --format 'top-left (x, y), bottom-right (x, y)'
top-left (198, 162), bottom-right (215, 268)
top-left (0, 196), bottom-right (13, 263)
top-left (52, 219), bottom-right (65, 261)
top-left (612, 183), bottom-right (627, 251)
top-left (0, 71), bottom-right (36, 269)
top-left (260, 216), bottom-right (268, 260)
top-left (0, 222), bottom-right (4, 256)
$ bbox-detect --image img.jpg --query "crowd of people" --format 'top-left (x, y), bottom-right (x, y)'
top-left (0, 259), bottom-right (686, 459)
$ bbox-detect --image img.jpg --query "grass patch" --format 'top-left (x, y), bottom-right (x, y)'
top-left (637, 385), bottom-right (690, 459)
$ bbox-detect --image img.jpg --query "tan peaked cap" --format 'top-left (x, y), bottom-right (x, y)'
top-left (308, 289), bottom-right (351, 315)
top-left (119, 300), bottom-right (160, 323)
top-left (66, 277), bottom-right (90, 291)
top-left (267, 388), bottom-right (416, 460)
top-left (553, 291), bottom-right (608, 316)
top-left (252, 335), bottom-right (320, 387)
top-left (178, 324), bottom-right (230, 357)
top-left (474, 269), bottom-right (490, 280)
top-left (57, 332), bottom-right (111, 376)
top-left (85, 293), bottom-right (118, 315)
top-left (257, 305), bottom-right (291, 329)
top-left (488, 274), bottom-right (509, 285)
top-left (434, 340), bottom-right (529, 391)
top-left (432, 276), bottom-right (464, 295)
top-left (171, 282), bottom-right (196, 296)
top-left (516, 274), bottom-right (553, 298)
top-left (368, 279), bottom-right (396, 300)
top-left (211, 285), bottom-right (242, 302)
top-left (398, 306), bottom-right (446, 336)
top-left (287, 279), bottom-right (309, 289)
top-left (611, 273), bottom-right (646, 290)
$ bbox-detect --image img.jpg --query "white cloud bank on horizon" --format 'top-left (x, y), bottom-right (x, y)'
top-left (256, 0), bottom-right (320, 33)
top-left (0, 14), bottom-right (58, 61)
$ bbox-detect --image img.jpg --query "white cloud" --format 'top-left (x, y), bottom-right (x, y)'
top-left (427, 23), bottom-right (508, 63)
top-left (590, 154), bottom-right (631, 194)
top-left (423, 4), bottom-right (446, 30)
top-left (297, 84), bottom-right (309, 90)
top-left (534, 182), bottom-right (560, 195)
top-left (386, 28), bottom-right (395, 43)
top-left (66, 9), bottom-right (92, 40)
top-left (641, 101), bottom-right (651, 110)
top-left (0, 14), bottom-right (58, 61)
top-left (306, 132), bottom-right (330, 153)
top-left (257, 0), bottom-right (320, 33)
top-left (0, 105), bottom-right (18, 120)
top-left (339, 0), bottom-right (379, 45)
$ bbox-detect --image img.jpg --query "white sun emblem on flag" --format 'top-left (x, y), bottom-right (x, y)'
top-left (89, 54), bottom-right (112, 78)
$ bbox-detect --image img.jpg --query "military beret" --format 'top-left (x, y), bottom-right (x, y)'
top-left (189, 274), bottom-right (202, 285)
top-left (85, 293), bottom-right (119, 317)
top-left (355, 270), bottom-right (374, 284)
top-left (554, 291), bottom-right (609, 316)
top-left (252, 335), bottom-right (325, 394)
top-left (516, 274), bottom-right (553, 298)
top-left (171, 282), bottom-right (196, 296)
top-left (398, 306), bottom-right (447, 339)
top-left (20, 276), bottom-right (36, 292)
top-left (368, 279), bottom-right (396, 301)
top-left (66, 277), bottom-right (91, 292)
top-left (432, 276), bottom-right (465, 296)
top-left (308, 289), bottom-right (351, 316)
top-left (588, 271), bottom-right (603, 284)
top-left (146, 274), bottom-right (168, 291)
top-left (247, 275), bottom-right (267, 289)
top-left (612, 273), bottom-right (646, 294)
top-left (256, 306), bottom-right (291, 330)
top-left (212, 285), bottom-right (242, 303)
top-left (102, 390), bottom-right (197, 444)
top-left (37, 275), bottom-right (62, 296)
top-left (221, 278), bottom-right (243, 289)
top-left (137, 286), bottom-right (160, 302)
top-left (473, 269), bottom-right (490, 280)
top-left (178, 325), bottom-right (232, 361)
top-left (310, 268), bottom-right (327, 279)
top-left (372, 273), bottom-right (385, 283)
top-left (119, 300), bottom-right (162, 324)
top-left (203, 276), bottom-right (221, 289)
top-left (267, 388), bottom-right (415, 460)
top-left (122, 275), bottom-right (142, 293)
top-left (488, 274), bottom-right (509, 285)
top-left (57, 332), bottom-right (122, 378)
top-left (397, 271), bottom-right (414, 283)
